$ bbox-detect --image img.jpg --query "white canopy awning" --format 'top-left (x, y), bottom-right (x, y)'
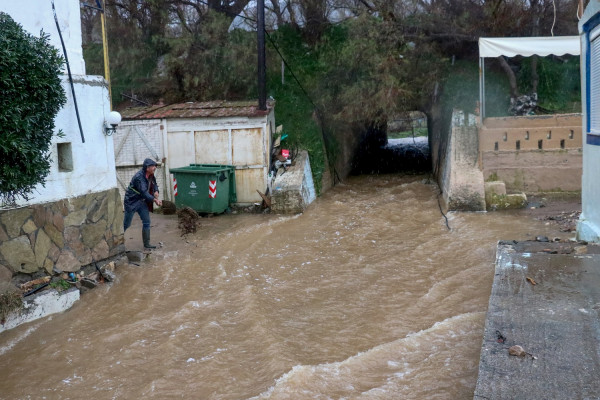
top-left (479, 36), bottom-right (581, 58)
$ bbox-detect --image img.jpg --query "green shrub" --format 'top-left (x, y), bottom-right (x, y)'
top-left (0, 12), bottom-right (66, 204)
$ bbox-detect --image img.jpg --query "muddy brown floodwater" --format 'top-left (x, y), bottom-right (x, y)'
top-left (0, 174), bottom-right (578, 400)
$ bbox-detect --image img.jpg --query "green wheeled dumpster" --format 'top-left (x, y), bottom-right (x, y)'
top-left (170, 164), bottom-right (237, 213)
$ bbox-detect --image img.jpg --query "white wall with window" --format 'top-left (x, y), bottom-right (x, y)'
top-left (578, 2), bottom-right (600, 242)
top-left (0, 0), bottom-right (117, 206)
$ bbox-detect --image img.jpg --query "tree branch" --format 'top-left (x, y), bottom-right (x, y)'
top-left (497, 56), bottom-right (519, 98)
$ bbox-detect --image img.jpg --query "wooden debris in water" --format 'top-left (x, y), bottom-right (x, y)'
top-left (256, 190), bottom-right (271, 209)
top-left (20, 276), bottom-right (51, 291)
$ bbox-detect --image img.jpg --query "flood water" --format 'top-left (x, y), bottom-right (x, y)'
top-left (0, 174), bottom-right (570, 399)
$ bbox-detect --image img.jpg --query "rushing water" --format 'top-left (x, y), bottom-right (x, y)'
top-left (0, 174), bottom-right (571, 399)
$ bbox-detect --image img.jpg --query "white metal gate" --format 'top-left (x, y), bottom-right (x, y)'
top-left (113, 120), bottom-right (166, 202)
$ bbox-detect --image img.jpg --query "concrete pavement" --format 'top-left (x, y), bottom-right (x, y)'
top-left (474, 240), bottom-right (600, 399)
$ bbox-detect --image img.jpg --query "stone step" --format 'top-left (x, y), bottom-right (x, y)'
top-left (485, 181), bottom-right (527, 210)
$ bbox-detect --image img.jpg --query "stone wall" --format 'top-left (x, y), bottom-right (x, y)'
top-left (0, 188), bottom-right (124, 283)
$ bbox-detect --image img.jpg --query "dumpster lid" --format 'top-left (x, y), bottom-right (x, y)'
top-left (170, 164), bottom-right (235, 174)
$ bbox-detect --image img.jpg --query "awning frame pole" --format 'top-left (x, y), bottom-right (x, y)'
top-left (479, 56), bottom-right (486, 120)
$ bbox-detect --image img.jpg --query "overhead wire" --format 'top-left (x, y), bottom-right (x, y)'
top-left (551, 0), bottom-right (556, 36)
top-left (184, 0), bottom-right (341, 182)
top-left (52, 0), bottom-right (86, 143)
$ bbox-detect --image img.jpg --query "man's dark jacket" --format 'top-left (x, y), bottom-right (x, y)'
top-left (124, 158), bottom-right (159, 212)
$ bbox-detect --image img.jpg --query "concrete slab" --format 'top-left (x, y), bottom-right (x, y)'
top-left (474, 240), bottom-right (600, 399)
top-left (271, 150), bottom-right (316, 214)
top-left (0, 287), bottom-right (80, 333)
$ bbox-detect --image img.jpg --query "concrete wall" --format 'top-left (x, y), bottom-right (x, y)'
top-left (440, 111), bottom-right (486, 211)
top-left (479, 114), bottom-right (582, 193)
top-left (0, 0), bottom-right (85, 75)
top-left (271, 151), bottom-right (316, 214)
top-left (578, 1), bottom-right (600, 242)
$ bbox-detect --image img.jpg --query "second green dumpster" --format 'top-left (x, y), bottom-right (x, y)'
top-left (170, 164), bottom-right (237, 213)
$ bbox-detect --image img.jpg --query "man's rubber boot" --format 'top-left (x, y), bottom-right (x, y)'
top-left (142, 228), bottom-right (156, 249)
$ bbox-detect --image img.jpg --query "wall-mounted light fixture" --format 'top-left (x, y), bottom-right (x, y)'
top-left (104, 111), bottom-right (122, 136)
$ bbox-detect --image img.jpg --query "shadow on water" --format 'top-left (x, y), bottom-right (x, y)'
top-left (351, 135), bottom-right (431, 175)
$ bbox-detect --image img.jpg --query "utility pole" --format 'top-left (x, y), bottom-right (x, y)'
top-left (99, 0), bottom-right (112, 110)
top-left (81, 1), bottom-right (113, 109)
top-left (257, 0), bottom-right (266, 111)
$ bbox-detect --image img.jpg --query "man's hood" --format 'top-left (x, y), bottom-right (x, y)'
top-left (143, 158), bottom-right (157, 172)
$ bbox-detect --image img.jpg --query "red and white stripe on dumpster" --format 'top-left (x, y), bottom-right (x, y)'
top-left (173, 177), bottom-right (178, 196)
top-left (209, 180), bottom-right (217, 198)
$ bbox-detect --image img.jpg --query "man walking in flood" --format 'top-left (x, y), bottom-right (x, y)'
top-left (123, 158), bottom-right (162, 249)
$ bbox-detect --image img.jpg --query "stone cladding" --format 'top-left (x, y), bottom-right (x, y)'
top-left (0, 188), bottom-right (124, 283)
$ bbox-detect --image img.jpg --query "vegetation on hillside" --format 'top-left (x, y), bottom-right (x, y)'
top-left (81, 0), bottom-right (583, 181)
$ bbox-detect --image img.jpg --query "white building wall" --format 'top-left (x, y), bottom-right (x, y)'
top-left (1, 0), bottom-right (117, 206)
top-left (578, 1), bottom-right (600, 242)
top-left (0, 0), bottom-right (86, 75)
top-left (22, 75), bottom-right (117, 205)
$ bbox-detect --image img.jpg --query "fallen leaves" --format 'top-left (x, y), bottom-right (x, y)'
top-left (509, 345), bottom-right (537, 360)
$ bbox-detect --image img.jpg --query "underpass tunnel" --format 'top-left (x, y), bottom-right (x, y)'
top-left (351, 111), bottom-right (431, 175)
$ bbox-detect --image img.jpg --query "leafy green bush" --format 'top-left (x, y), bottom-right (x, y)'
top-left (518, 56), bottom-right (581, 113)
top-left (0, 12), bottom-right (66, 204)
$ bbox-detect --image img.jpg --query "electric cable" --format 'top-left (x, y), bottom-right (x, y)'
top-left (263, 30), bottom-right (341, 183)
top-left (437, 190), bottom-right (451, 231)
top-left (551, 0), bottom-right (556, 36)
top-left (52, 0), bottom-right (86, 143)
top-left (177, 0), bottom-right (341, 183)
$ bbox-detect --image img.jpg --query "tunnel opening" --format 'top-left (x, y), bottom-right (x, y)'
top-left (351, 112), bottom-right (431, 175)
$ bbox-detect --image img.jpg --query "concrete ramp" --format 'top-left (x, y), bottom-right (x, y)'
top-left (474, 241), bottom-right (600, 399)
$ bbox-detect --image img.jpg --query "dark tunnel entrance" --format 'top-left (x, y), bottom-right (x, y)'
top-left (351, 112), bottom-right (431, 175)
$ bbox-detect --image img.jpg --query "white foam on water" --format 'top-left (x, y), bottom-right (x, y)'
top-left (247, 312), bottom-right (484, 399)
top-left (61, 374), bottom-right (83, 385)
top-left (0, 318), bottom-right (49, 356)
